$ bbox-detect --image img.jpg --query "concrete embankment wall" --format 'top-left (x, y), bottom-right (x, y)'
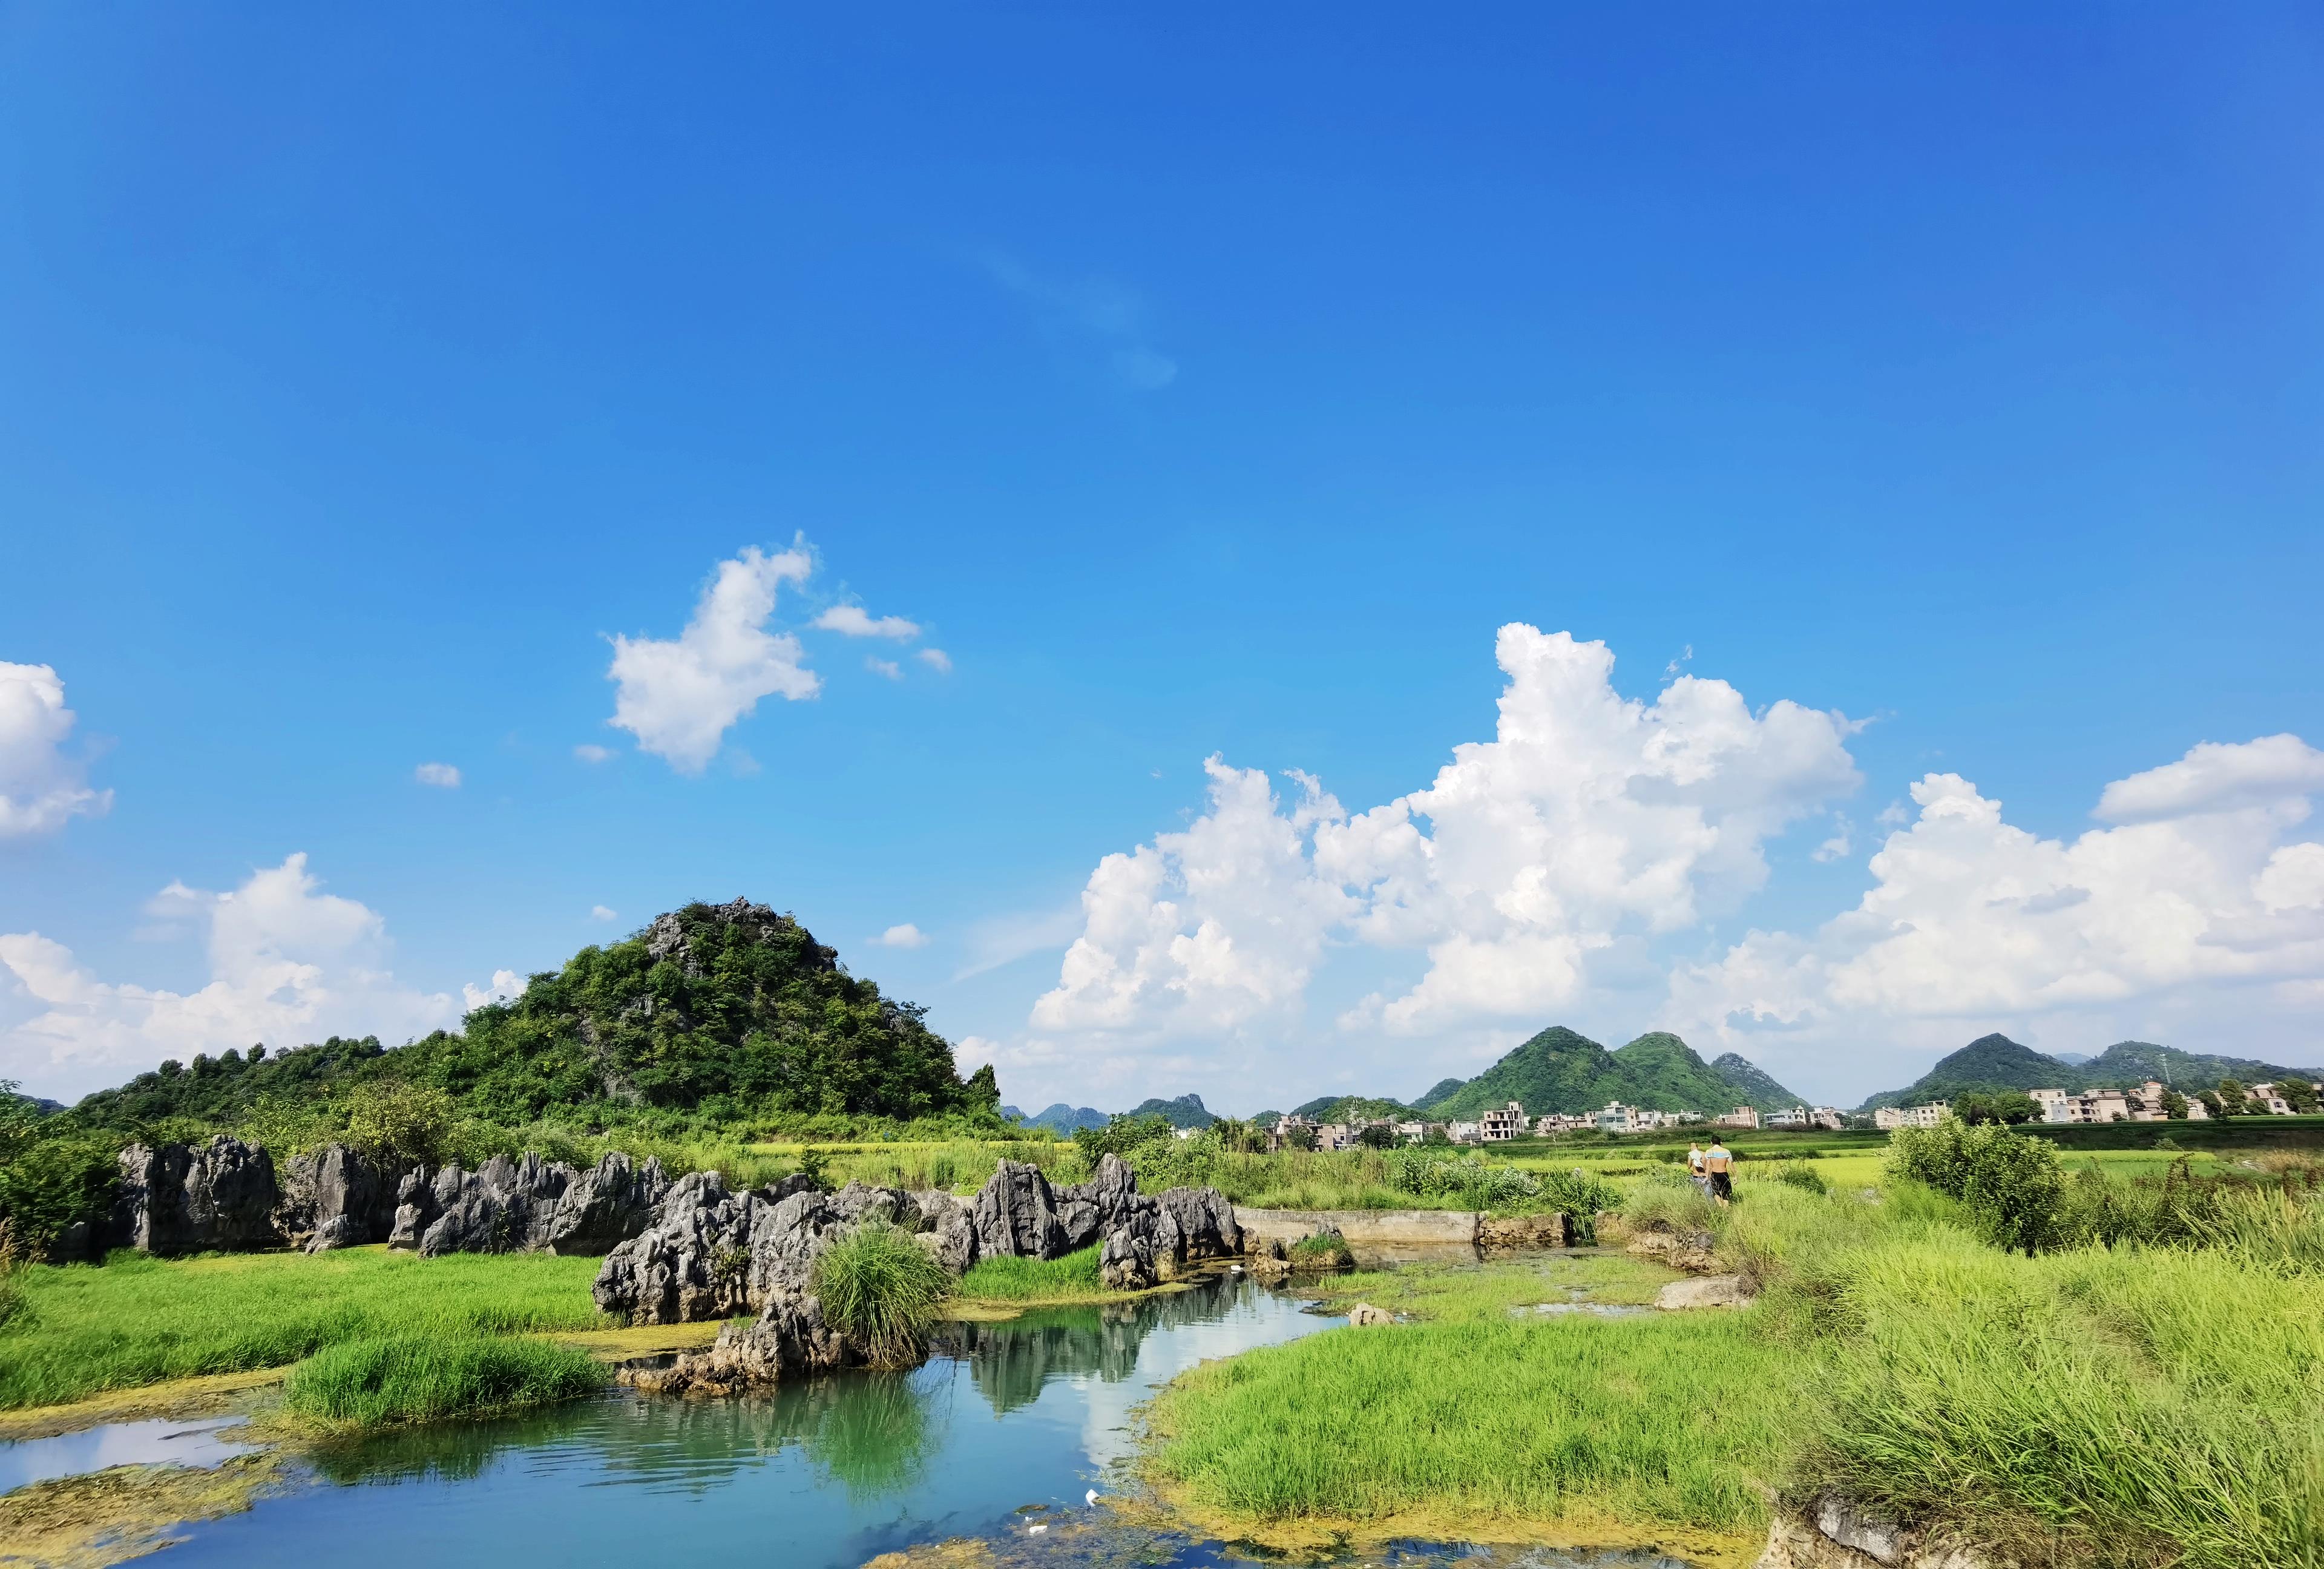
top-left (1233, 1207), bottom-right (1480, 1248)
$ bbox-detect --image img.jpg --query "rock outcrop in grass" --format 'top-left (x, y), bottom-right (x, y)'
top-left (111, 1137), bottom-right (281, 1255)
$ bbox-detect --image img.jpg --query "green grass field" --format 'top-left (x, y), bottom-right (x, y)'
top-left (0, 1246), bottom-right (608, 1410)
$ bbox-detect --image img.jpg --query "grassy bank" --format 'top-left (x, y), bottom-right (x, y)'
top-left (0, 1246), bottom-right (606, 1410)
top-left (1147, 1156), bottom-right (2324, 1567)
top-left (1147, 1310), bottom-right (1792, 1558)
top-left (283, 1334), bottom-right (605, 1427)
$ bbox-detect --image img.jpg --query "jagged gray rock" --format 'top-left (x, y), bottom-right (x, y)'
top-left (378, 1151), bottom-right (671, 1258)
top-left (542, 1151), bottom-right (672, 1254)
top-left (278, 1143), bottom-right (405, 1252)
top-left (1052, 1153), bottom-right (1139, 1252)
top-left (592, 1173), bottom-right (922, 1326)
top-left (1155, 1185), bottom-right (1241, 1261)
top-left (622, 1287), bottom-right (868, 1395)
top-left (112, 1137), bottom-right (281, 1254)
top-left (911, 1189), bottom-right (979, 1274)
top-left (971, 1159), bottom-right (1066, 1261)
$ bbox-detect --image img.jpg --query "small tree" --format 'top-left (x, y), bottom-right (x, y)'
top-left (1357, 1122), bottom-right (1396, 1150)
top-left (341, 1080), bottom-right (458, 1166)
top-left (2280, 1079), bottom-right (2319, 1115)
top-left (2161, 1088), bottom-right (2188, 1120)
top-left (2214, 1079), bottom-right (2251, 1116)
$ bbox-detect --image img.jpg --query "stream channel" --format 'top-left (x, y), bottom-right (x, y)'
top-left (8, 1268), bottom-right (1704, 1569)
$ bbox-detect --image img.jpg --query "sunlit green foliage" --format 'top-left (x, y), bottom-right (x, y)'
top-left (284, 1334), bottom-right (604, 1427)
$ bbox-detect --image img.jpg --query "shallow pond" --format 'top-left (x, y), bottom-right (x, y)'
top-left (7, 1271), bottom-right (1707, 1568)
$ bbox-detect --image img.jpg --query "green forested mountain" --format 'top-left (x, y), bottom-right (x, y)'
top-left (1710, 1052), bottom-right (1808, 1111)
top-left (1426, 1027), bottom-right (1797, 1118)
top-left (1413, 1077), bottom-right (1468, 1111)
top-left (1857, 1033), bottom-right (2323, 1111)
top-left (69, 899), bottom-right (999, 1130)
top-left (1117, 1093), bottom-right (1216, 1128)
top-left (1291, 1094), bottom-right (1417, 1122)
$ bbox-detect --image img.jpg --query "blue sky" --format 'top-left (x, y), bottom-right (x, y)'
top-left (4, 6), bottom-right (2320, 1110)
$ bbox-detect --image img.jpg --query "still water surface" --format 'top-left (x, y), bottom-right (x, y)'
top-left (169, 1274), bottom-right (1334, 1568)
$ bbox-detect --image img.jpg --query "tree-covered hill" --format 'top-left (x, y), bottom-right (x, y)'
top-left (1413, 1077), bottom-right (1468, 1111)
top-left (1290, 1094), bottom-right (1417, 1123)
top-left (1856, 1033), bottom-right (2324, 1111)
top-left (1117, 1093), bottom-right (1216, 1128)
top-left (1709, 1052), bottom-right (1808, 1112)
top-left (1425, 1027), bottom-right (1797, 1118)
top-left (69, 898), bottom-right (999, 1131)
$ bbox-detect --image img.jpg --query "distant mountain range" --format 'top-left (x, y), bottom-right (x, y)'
top-left (1855, 1034), bottom-right (2324, 1112)
top-left (1003, 1103), bottom-right (1109, 1135)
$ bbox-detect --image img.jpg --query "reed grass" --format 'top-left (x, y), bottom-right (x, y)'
top-left (954, 1244), bottom-right (1104, 1303)
top-left (283, 1334), bottom-right (605, 1427)
top-left (0, 1246), bottom-right (606, 1410)
top-left (809, 1222), bottom-right (951, 1365)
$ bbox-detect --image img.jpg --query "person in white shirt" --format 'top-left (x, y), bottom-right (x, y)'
top-left (1686, 1140), bottom-right (1710, 1195)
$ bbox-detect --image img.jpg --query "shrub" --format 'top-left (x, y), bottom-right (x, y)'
top-left (1888, 1121), bottom-right (2064, 1254)
top-left (284, 1335), bottom-right (604, 1427)
top-left (341, 1080), bottom-right (458, 1166)
top-left (1537, 1169), bottom-right (1624, 1242)
top-left (1775, 1163), bottom-right (1830, 1196)
top-left (810, 1222), bottom-right (951, 1364)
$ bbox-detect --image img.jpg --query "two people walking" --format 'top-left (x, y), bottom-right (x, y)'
top-left (1687, 1136), bottom-right (1734, 1206)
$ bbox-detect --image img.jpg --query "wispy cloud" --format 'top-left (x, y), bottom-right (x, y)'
top-left (816, 604), bottom-right (922, 640)
top-left (867, 657), bottom-right (903, 681)
top-left (954, 900), bottom-right (1084, 980)
top-left (978, 252), bottom-right (1178, 392)
top-left (415, 762), bottom-right (462, 788)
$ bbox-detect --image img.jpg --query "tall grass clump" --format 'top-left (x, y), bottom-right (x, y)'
top-left (956, 1245), bottom-right (1103, 1303)
top-left (284, 1334), bottom-right (605, 1427)
top-left (1791, 1234), bottom-right (2324, 1568)
top-left (810, 1222), bottom-right (951, 1364)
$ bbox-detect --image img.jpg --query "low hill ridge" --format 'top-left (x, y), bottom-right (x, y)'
top-left (1854, 1034), bottom-right (2324, 1111)
top-left (1426, 1027), bottom-right (1802, 1119)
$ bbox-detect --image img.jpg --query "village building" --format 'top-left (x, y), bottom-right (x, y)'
top-left (1712, 1105), bottom-right (1761, 1131)
top-left (1478, 1102), bottom-right (1528, 1141)
top-left (2029, 1088), bottom-right (2130, 1124)
top-left (1873, 1100), bottom-right (1950, 1131)
top-left (1446, 1120), bottom-right (1483, 1143)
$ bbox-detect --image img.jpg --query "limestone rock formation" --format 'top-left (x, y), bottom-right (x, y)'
top-left (1052, 1153), bottom-right (1140, 1252)
top-left (1155, 1185), bottom-right (1241, 1260)
top-left (622, 1288), bottom-right (867, 1395)
top-left (971, 1159), bottom-right (1066, 1261)
top-left (385, 1151), bottom-right (671, 1258)
top-left (1655, 1274), bottom-right (1754, 1311)
top-left (278, 1143), bottom-right (405, 1252)
top-left (112, 1137), bottom-right (281, 1254)
top-left (593, 1173), bottom-right (930, 1326)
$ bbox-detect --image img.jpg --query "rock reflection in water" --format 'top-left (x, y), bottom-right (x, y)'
top-left (942, 1274), bottom-right (1250, 1416)
top-left (310, 1364), bottom-right (948, 1502)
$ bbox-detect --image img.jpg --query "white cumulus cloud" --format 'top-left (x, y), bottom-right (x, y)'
top-left (589, 905), bottom-right (618, 922)
top-left (0, 663), bottom-right (111, 838)
top-left (462, 969), bottom-right (527, 1010)
top-left (1029, 625), bottom-right (1862, 1087)
top-left (415, 762), bottom-right (461, 788)
top-left (815, 605), bottom-right (922, 640)
top-left (606, 544), bottom-right (821, 773)
top-left (0, 855), bottom-right (485, 1100)
top-left (873, 923), bottom-right (929, 949)
top-left (1666, 735), bottom-right (2324, 1100)
top-left (917, 648), bottom-right (953, 675)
